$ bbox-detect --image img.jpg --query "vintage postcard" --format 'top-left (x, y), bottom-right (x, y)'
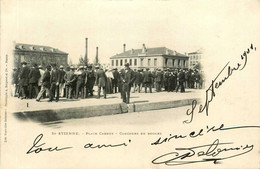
top-left (1, 0), bottom-right (260, 169)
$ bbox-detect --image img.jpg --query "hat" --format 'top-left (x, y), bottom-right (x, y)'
top-left (60, 65), bottom-right (64, 69)
top-left (21, 61), bottom-right (27, 65)
top-left (95, 65), bottom-right (100, 69)
top-left (124, 63), bottom-right (130, 67)
top-left (38, 65), bottom-right (43, 69)
top-left (88, 65), bottom-right (92, 69)
top-left (13, 67), bottom-right (17, 70)
top-left (79, 65), bottom-right (84, 69)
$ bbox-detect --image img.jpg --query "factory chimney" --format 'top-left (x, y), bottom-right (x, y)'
top-left (85, 38), bottom-right (88, 62)
top-left (123, 44), bottom-right (126, 53)
top-left (95, 46), bottom-right (99, 65)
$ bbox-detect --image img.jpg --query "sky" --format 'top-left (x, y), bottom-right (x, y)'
top-left (1, 0), bottom-right (260, 65)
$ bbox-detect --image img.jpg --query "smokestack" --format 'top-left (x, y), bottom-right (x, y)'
top-left (123, 44), bottom-right (126, 53)
top-left (142, 43), bottom-right (146, 53)
top-left (95, 46), bottom-right (99, 64)
top-left (85, 38), bottom-right (88, 61)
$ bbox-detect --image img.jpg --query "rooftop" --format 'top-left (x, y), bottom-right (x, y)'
top-left (111, 47), bottom-right (188, 58)
top-left (14, 43), bottom-right (68, 54)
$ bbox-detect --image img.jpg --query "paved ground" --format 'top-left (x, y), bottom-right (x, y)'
top-left (9, 88), bottom-right (203, 113)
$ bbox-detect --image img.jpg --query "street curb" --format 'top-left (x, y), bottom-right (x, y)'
top-left (14, 98), bottom-right (200, 123)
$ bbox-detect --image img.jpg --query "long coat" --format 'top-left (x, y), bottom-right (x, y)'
top-left (42, 70), bottom-right (51, 88)
top-left (96, 69), bottom-right (107, 87)
top-left (19, 66), bottom-right (30, 86)
top-left (50, 69), bottom-right (61, 84)
top-left (143, 71), bottom-right (152, 83)
top-left (134, 71), bottom-right (143, 84)
top-left (120, 69), bottom-right (135, 85)
top-left (155, 71), bottom-right (163, 82)
top-left (29, 68), bottom-right (41, 84)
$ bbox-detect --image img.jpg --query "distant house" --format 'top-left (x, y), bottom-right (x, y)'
top-left (13, 43), bottom-right (68, 67)
top-left (188, 49), bottom-right (203, 69)
top-left (110, 44), bottom-right (189, 71)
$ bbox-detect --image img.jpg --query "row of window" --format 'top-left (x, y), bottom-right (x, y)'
top-left (111, 58), bottom-right (187, 67)
top-left (111, 58), bottom-right (158, 67)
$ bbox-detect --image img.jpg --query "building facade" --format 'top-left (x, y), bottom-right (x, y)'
top-left (13, 43), bottom-right (68, 67)
top-left (188, 49), bottom-right (203, 69)
top-left (110, 44), bottom-right (189, 71)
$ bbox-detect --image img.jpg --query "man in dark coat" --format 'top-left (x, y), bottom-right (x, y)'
top-left (75, 66), bottom-right (86, 99)
top-left (87, 65), bottom-right (96, 97)
top-left (11, 67), bottom-right (19, 97)
top-left (120, 63), bottom-right (135, 104)
top-left (163, 69), bottom-right (170, 91)
top-left (112, 68), bottom-right (120, 93)
top-left (133, 69), bottom-right (143, 93)
top-left (36, 65), bottom-right (51, 101)
top-left (19, 62), bottom-right (30, 99)
top-left (176, 69), bottom-right (186, 93)
top-left (143, 68), bottom-right (152, 93)
top-left (28, 63), bottom-right (41, 99)
top-left (95, 66), bottom-right (107, 99)
top-left (59, 65), bottom-right (66, 97)
top-left (64, 66), bottom-right (76, 99)
top-left (50, 64), bottom-right (61, 102)
top-left (155, 69), bottom-right (163, 92)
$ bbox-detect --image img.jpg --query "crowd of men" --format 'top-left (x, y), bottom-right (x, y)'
top-left (11, 62), bottom-right (204, 104)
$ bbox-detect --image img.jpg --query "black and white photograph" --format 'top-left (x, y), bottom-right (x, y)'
top-left (1, 1), bottom-right (260, 169)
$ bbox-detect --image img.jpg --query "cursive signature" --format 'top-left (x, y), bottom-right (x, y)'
top-left (26, 134), bottom-right (73, 154)
top-left (151, 124), bottom-right (260, 146)
top-left (184, 44), bottom-right (256, 124)
top-left (152, 139), bottom-right (254, 166)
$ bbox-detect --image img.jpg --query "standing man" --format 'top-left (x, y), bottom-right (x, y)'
top-left (112, 68), bottom-right (120, 93)
top-left (176, 69), bottom-right (186, 93)
top-left (28, 63), bottom-right (41, 99)
top-left (75, 66), bottom-right (85, 99)
top-left (11, 67), bottom-right (19, 97)
top-left (36, 65), bottom-right (51, 102)
top-left (143, 68), bottom-right (152, 93)
top-left (59, 65), bottom-right (66, 97)
top-left (50, 64), bottom-right (61, 102)
top-left (155, 69), bottom-right (163, 92)
top-left (64, 66), bottom-right (76, 99)
top-left (120, 63), bottom-right (135, 104)
top-left (95, 66), bottom-right (107, 99)
top-left (133, 69), bottom-right (142, 93)
top-left (19, 62), bottom-right (30, 99)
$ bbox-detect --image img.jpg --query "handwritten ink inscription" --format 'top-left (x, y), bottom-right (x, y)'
top-left (184, 44), bottom-right (256, 124)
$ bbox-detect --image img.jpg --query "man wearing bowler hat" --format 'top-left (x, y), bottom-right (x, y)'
top-left (120, 63), bottom-right (135, 104)
top-left (19, 61), bottom-right (30, 99)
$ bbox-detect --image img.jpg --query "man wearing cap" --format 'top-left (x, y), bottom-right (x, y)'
top-left (59, 65), bottom-right (66, 97)
top-left (19, 62), bottom-right (30, 99)
top-left (50, 64), bottom-right (61, 102)
top-left (28, 63), bottom-right (41, 99)
top-left (120, 63), bottom-right (135, 104)
top-left (95, 66), bottom-right (107, 99)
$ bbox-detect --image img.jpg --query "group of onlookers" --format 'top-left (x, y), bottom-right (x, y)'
top-left (11, 61), bottom-right (204, 104)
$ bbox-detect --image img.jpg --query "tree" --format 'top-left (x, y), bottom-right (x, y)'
top-left (194, 62), bottom-right (202, 70)
top-left (78, 55), bottom-right (89, 66)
